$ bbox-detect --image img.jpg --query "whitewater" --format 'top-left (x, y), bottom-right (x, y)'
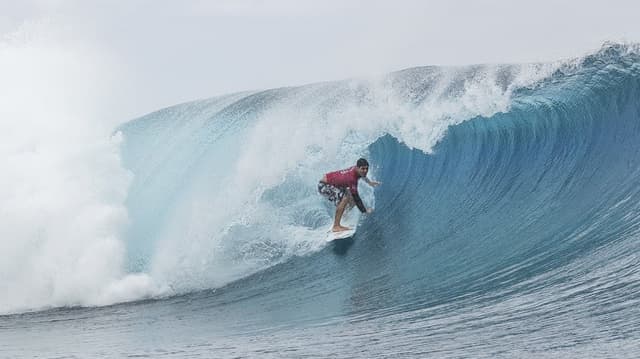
top-left (2, 39), bottom-right (640, 358)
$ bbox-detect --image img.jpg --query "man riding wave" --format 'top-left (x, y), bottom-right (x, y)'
top-left (318, 158), bottom-right (380, 232)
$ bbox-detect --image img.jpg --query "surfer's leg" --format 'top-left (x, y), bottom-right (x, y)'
top-left (332, 193), bottom-right (352, 232)
top-left (346, 196), bottom-right (355, 210)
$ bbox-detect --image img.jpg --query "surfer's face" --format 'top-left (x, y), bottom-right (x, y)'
top-left (357, 166), bottom-right (369, 177)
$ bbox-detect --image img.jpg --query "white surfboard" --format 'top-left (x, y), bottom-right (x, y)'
top-left (326, 228), bottom-right (356, 242)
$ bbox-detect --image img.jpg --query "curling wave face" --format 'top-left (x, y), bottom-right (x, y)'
top-left (118, 55), bottom-right (559, 297)
top-left (100, 43), bottom-right (640, 356)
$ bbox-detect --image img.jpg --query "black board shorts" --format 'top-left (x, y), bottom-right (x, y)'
top-left (318, 182), bottom-right (346, 206)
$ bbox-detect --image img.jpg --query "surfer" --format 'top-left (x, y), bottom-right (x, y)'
top-left (318, 158), bottom-right (380, 232)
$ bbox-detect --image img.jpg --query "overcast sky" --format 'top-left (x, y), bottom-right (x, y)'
top-left (2, 0), bottom-right (640, 121)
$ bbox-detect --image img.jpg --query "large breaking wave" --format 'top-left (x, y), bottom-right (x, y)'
top-left (3, 42), bottom-right (640, 335)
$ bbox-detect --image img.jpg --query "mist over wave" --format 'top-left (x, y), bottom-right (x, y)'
top-left (0, 22), bottom-right (156, 314)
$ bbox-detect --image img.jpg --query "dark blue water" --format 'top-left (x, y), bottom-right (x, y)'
top-left (2, 43), bottom-right (640, 358)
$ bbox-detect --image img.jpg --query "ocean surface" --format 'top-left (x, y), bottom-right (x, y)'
top-left (2, 43), bottom-right (640, 358)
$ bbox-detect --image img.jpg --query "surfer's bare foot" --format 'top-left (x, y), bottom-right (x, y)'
top-left (332, 225), bottom-right (351, 232)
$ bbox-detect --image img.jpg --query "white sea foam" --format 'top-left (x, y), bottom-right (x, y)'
top-left (0, 21), bottom-right (158, 314)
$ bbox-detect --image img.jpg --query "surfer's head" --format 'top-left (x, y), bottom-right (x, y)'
top-left (356, 158), bottom-right (369, 177)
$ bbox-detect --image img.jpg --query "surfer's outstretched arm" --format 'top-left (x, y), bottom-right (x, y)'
top-left (364, 178), bottom-right (381, 187)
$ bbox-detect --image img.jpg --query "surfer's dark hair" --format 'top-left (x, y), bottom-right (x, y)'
top-left (356, 158), bottom-right (369, 167)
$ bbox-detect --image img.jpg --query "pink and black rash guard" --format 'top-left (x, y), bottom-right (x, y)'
top-left (324, 166), bottom-right (367, 213)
